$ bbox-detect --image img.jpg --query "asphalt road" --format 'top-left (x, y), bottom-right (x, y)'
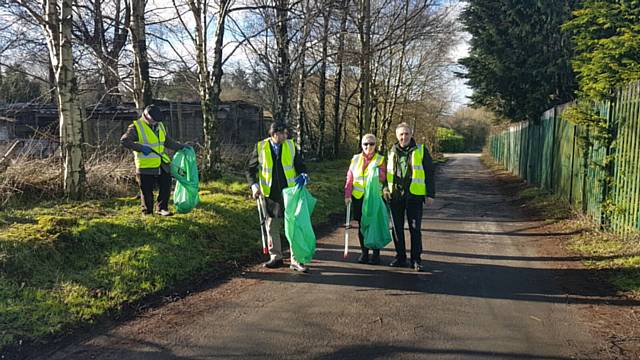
top-left (42, 154), bottom-right (599, 360)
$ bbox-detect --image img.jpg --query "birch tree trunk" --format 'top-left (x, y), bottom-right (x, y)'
top-left (40, 0), bottom-right (86, 197)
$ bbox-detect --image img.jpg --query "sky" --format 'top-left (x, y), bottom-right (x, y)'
top-left (447, 1), bottom-right (473, 111)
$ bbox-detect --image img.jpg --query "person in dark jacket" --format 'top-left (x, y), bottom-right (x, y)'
top-left (383, 122), bottom-right (436, 271)
top-left (246, 122), bottom-right (309, 272)
top-left (121, 104), bottom-right (186, 216)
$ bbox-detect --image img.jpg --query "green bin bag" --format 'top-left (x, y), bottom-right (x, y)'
top-left (171, 147), bottom-right (200, 213)
top-left (361, 167), bottom-right (392, 249)
top-left (282, 186), bottom-right (317, 264)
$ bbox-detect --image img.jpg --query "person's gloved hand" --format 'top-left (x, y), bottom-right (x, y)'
top-left (383, 188), bottom-right (392, 201)
top-left (140, 146), bottom-right (153, 155)
top-left (251, 183), bottom-right (261, 199)
top-left (344, 197), bottom-right (352, 206)
top-left (295, 173), bottom-right (309, 188)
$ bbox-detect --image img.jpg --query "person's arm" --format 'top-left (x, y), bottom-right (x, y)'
top-left (423, 145), bottom-right (435, 199)
top-left (120, 124), bottom-right (147, 152)
top-left (379, 159), bottom-right (387, 187)
top-left (163, 132), bottom-right (185, 151)
top-left (293, 147), bottom-right (307, 175)
top-left (344, 167), bottom-right (354, 199)
top-left (246, 145), bottom-right (260, 186)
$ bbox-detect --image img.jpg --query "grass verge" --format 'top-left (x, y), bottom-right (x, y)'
top-left (481, 154), bottom-right (640, 298)
top-left (0, 159), bottom-right (347, 352)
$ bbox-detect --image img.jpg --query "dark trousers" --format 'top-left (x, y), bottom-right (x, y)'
top-left (390, 197), bottom-right (424, 262)
top-left (351, 196), bottom-right (380, 256)
top-left (136, 170), bottom-right (172, 214)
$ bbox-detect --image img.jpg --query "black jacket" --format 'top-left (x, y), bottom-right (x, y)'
top-left (388, 139), bottom-right (436, 200)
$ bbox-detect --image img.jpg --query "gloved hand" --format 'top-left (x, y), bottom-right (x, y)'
top-left (251, 183), bottom-right (261, 199)
top-left (344, 197), bottom-right (352, 206)
top-left (383, 188), bottom-right (392, 201)
top-left (140, 146), bottom-right (153, 155)
top-left (295, 173), bottom-right (309, 188)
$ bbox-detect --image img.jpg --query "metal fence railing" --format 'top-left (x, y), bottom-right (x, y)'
top-left (488, 81), bottom-right (640, 235)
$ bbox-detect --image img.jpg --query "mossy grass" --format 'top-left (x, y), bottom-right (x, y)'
top-left (0, 159), bottom-right (347, 350)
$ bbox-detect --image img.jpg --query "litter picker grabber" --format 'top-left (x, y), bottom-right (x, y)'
top-left (344, 202), bottom-right (351, 258)
top-left (386, 201), bottom-right (398, 243)
top-left (256, 195), bottom-right (269, 254)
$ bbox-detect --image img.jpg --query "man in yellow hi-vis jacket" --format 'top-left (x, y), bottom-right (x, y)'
top-left (121, 104), bottom-right (186, 216)
top-left (246, 122), bottom-right (309, 272)
top-left (384, 122), bottom-right (436, 271)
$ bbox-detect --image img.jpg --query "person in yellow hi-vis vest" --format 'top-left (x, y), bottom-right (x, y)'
top-left (246, 122), bottom-right (309, 272)
top-left (344, 133), bottom-right (387, 265)
top-left (383, 122), bottom-right (435, 272)
top-left (121, 104), bottom-right (186, 216)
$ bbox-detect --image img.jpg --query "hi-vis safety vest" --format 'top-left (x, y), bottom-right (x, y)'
top-left (133, 118), bottom-right (171, 169)
top-left (257, 138), bottom-right (297, 197)
top-left (350, 153), bottom-right (384, 199)
top-left (387, 144), bottom-right (426, 196)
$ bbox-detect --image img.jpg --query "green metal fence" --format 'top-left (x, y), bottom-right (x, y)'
top-left (489, 81), bottom-right (640, 234)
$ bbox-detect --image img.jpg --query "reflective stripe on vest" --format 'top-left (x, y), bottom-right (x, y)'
top-left (133, 119), bottom-right (169, 169)
top-left (386, 144), bottom-right (427, 196)
top-left (257, 138), bottom-right (297, 197)
top-left (350, 152), bottom-right (383, 199)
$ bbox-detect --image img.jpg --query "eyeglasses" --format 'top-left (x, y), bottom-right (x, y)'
top-left (362, 143), bottom-right (375, 146)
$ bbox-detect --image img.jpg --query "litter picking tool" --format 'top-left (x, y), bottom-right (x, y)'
top-left (256, 195), bottom-right (269, 254)
top-left (344, 202), bottom-right (351, 258)
top-left (386, 202), bottom-right (398, 243)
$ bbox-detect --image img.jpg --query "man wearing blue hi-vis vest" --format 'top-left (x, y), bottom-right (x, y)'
top-left (246, 122), bottom-right (309, 272)
top-left (383, 122), bottom-right (436, 272)
top-left (121, 104), bottom-right (186, 216)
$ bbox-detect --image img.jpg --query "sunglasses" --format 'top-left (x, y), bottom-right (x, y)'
top-left (362, 142), bottom-right (375, 146)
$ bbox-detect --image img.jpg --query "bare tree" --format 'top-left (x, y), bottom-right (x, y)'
top-left (73, 0), bottom-right (130, 104)
top-left (13, 0), bottom-right (86, 197)
top-left (128, 0), bottom-right (151, 108)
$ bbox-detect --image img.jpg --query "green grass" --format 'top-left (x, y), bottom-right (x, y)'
top-left (0, 160), bottom-right (347, 350)
top-left (568, 231), bottom-right (640, 297)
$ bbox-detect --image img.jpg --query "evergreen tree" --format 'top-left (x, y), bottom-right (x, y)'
top-left (457, 0), bottom-right (577, 122)
top-left (562, 0), bottom-right (640, 100)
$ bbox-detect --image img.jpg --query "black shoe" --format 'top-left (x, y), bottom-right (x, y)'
top-left (357, 253), bottom-right (369, 264)
top-left (389, 258), bottom-right (407, 267)
top-left (369, 250), bottom-right (380, 265)
top-left (412, 261), bottom-right (424, 272)
top-left (263, 259), bottom-right (284, 268)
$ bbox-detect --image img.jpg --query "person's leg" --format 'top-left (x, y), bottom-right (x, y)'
top-left (352, 197), bottom-right (368, 263)
top-left (389, 198), bottom-right (407, 266)
top-left (266, 216), bottom-right (283, 260)
top-left (137, 174), bottom-right (155, 214)
top-left (407, 197), bottom-right (424, 269)
top-left (157, 170), bottom-right (172, 212)
top-left (263, 216), bottom-right (284, 268)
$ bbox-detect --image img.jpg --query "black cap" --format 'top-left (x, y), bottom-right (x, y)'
top-left (144, 104), bottom-right (163, 122)
top-left (268, 122), bottom-right (287, 135)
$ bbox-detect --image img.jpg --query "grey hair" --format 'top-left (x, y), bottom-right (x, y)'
top-left (361, 133), bottom-right (377, 144)
top-left (395, 122), bottom-right (413, 134)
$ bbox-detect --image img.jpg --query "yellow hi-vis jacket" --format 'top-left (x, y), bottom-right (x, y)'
top-left (350, 152), bottom-right (384, 199)
top-left (132, 118), bottom-right (171, 169)
top-left (257, 138), bottom-right (297, 197)
top-left (387, 144), bottom-right (426, 196)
